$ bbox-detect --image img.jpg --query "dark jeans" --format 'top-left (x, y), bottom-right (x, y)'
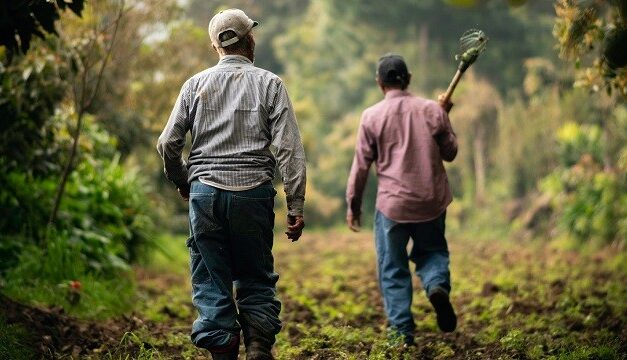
top-left (187, 180), bottom-right (281, 349)
top-left (374, 210), bottom-right (451, 338)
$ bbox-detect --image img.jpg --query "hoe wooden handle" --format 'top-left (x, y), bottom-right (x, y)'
top-left (442, 69), bottom-right (464, 105)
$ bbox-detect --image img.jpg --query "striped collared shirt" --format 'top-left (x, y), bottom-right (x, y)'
top-left (157, 55), bottom-right (306, 216)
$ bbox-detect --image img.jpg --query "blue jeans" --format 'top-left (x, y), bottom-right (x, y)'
top-left (187, 181), bottom-right (281, 349)
top-left (374, 210), bottom-right (451, 338)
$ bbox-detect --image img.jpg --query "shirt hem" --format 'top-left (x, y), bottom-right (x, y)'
top-left (376, 200), bottom-right (451, 224)
top-left (198, 177), bottom-right (266, 191)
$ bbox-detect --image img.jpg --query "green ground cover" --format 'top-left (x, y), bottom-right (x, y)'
top-left (91, 230), bottom-right (625, 359)
top-left (2, 230), bottom-right (624, 359)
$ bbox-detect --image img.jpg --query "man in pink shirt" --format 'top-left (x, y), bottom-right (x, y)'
top-left (346, 54), bottom-right (457, 346)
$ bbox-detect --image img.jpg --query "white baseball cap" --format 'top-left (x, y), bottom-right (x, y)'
top-left (208, 9), bottom-right (258, 48)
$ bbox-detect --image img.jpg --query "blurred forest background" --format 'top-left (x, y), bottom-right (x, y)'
top-left (0, 0), bottom-right (626, 359)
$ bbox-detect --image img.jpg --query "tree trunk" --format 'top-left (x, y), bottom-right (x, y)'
top-left (48, 110), bottom-right (85, 228)
top-left (46, 2), bottom-right (125, 235)
top-left (602, 116), bottom-right (612, 172)
top-left (473, 125), bottom-right (486, 203)
top-left (417, 24), bottom-right (429, 90)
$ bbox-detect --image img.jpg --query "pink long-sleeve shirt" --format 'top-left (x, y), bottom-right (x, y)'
top-left (346, 89), bottom-right (458, 223)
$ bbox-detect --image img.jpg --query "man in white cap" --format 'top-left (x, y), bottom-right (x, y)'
top-left (157, 8), bottom-right (306, 360)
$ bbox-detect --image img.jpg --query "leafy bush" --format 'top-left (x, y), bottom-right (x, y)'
top-left (0, 39), bottom-right (69, 177)
top-left (0, 115), bottom-right (155, 276)
top-left (541, 122), bottom-right (626, 245)
top-left (0, 166), bottom-right (56, 243)
top-left (0, 168), bottom-right (57, 273)
top-left (60, 154), bottom-right (156, 272)
top-left (7, 230), bottom-right (87, 284)
top-left (556, 122), bottom-right (604, 167)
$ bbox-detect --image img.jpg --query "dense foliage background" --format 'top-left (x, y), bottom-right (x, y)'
top-left (0, 0), bottom-right (625, 358)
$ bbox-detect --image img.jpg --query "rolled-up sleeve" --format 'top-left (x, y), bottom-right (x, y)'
top-left (346, 116), bottom-right (376, 217)
top-left (269, 81), bottom-right (306, 216)
top-left (157, 81), bottom-right (191, 189)
top-left (435, 108), bottom-right (458, 162)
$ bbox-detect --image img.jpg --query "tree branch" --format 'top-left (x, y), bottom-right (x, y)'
top-left (47, 0), bottom-right (127, 232)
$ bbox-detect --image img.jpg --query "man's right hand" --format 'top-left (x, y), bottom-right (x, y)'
top-left (286, 215), bottom-right (305, 242)
top-left (347, 213), bottom-right (361, 232)
top-left (178, 185), bottom-right (190, 201)
top-left (438, 93), bottom-right (454, 113)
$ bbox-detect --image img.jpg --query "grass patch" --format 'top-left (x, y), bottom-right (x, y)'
top-left (135, 234), bottom-right (193, 323)
top-left (0, 317), bottom-right (34, 360)
top-left (1, 234), bottom-right (135, 319)
top-left (100, 332), bottom-right (165, 360)
top-left (144, 234), bottom-right (190, 276)
top-left (3, 275), bottom-right (135, 319)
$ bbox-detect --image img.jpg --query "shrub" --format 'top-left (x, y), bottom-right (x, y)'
top-left (59, 154), bottom-right (156, 273)
top-left (0, 119), bottom-right (155, 276)
top-left (541, 122), bottom-right (626, 245)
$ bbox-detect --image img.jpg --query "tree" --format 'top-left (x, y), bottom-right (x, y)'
top-left (48, 1), bottom-right (126, 227)
top-left (555, 0), bottom-right (626, 172)
top-left (0, 0), bottom-right (85, 61)
top-left (72, 0), bottom-right (184, 157)
top-left (554, 0), bottom-right (627, 99)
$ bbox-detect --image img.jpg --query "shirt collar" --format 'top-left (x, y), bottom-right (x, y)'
top-left (218, 55), bottom-right (253, 65)
top-left (384, 89), bottom-right (410, 99)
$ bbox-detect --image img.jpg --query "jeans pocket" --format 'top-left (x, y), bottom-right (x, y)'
top-left (231, 195), bottom-right (274, 235)
top-left (190, 193), bottom-right (220, 234)
top-left (185, 236), bottom-right (209, 283)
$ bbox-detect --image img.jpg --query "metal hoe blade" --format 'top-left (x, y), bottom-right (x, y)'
top-left (456, 29), bottom-right (489, 70)
top-left (442, 29), bottom-right (489, 104)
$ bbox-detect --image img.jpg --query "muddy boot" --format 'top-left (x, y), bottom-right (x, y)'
top-left (208, 334), bottom-right (240, 360)
top-left (242, 325), bottom-right (274, 360)
top-left (428, 287), bottom-right (457, 332)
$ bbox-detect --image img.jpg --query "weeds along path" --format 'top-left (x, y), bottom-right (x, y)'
top-left (6, 231), bottom-right (625, 359)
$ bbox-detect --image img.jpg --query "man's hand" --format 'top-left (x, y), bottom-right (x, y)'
top-left (438, 93), bottom-right (454, 113)
top-left (286, 215), bottom-right (305, 242)
top-left (347, 213), bottom-right (361, 232)
top-left (178, 185), bottom-right (190, 201)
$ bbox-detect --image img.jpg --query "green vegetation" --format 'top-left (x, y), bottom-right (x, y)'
top-left (2, 232), bottom-right (136, 319)
top-left (272, 232), bottom-right (626, 359)
top-left (0, 0), bottom-right (85, 61)
top-left (75, 232), bottom-right (625, 359)
top-left (541, 120), bottom-right (627, 246)
top-left (0, 0), bottom-right (155, 328)
top-left (554, 0), bottom-right (627, 98)
top-left (0, 0), bottom-right (625, 358)
top-left (0, 317), bottom-right (34, 360)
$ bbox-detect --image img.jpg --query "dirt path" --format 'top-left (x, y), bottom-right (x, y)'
top-left (4, 232), bottom-right (626, 359)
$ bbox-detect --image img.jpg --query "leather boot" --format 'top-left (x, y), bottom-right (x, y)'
top-left (242, 325), bottom-right (274, 360)
top-left (208, 334), bottom-right (240, 360)
top-left (428, 287), bottom-right (457, 332)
